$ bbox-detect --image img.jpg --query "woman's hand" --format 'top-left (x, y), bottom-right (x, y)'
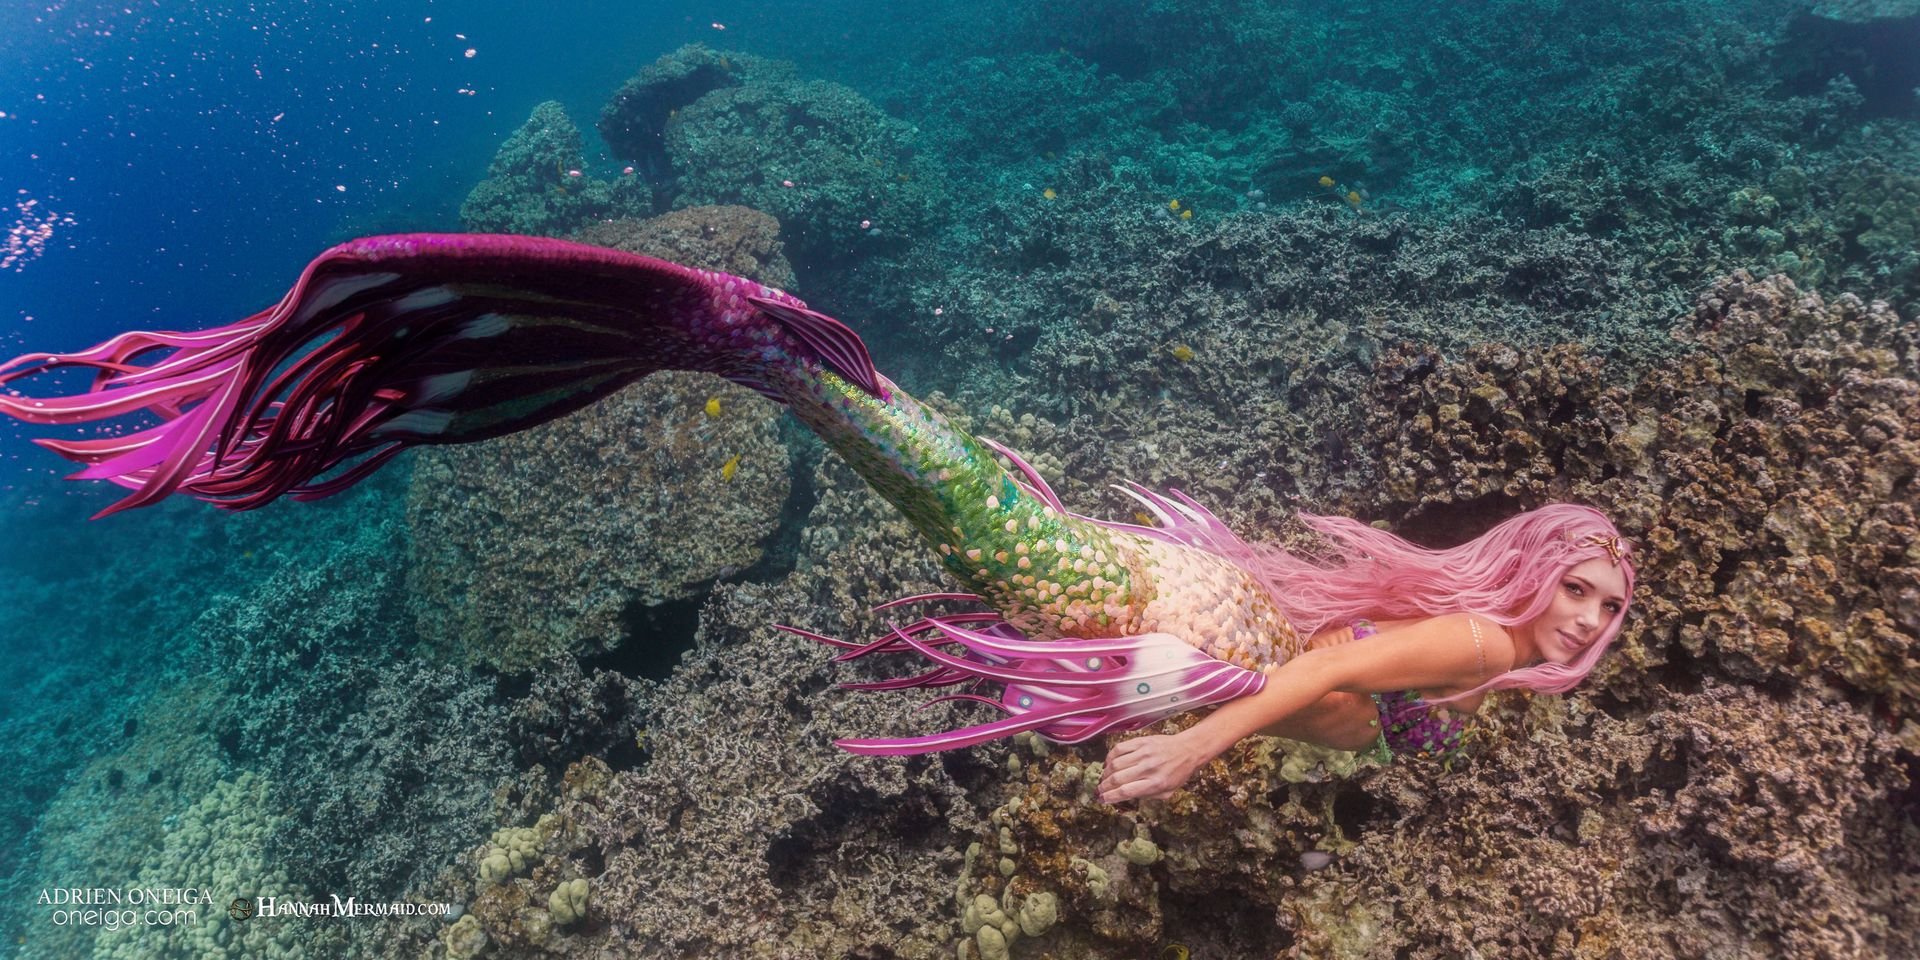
top-left (1097, 731), bottom-right (1210, 804)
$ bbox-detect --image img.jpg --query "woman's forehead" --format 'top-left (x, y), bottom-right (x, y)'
top-left (1566, 557), bottom-right (1630, 598)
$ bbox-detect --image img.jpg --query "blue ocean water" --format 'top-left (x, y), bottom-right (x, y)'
top-left (1, 0), bottom-right (1915, 957)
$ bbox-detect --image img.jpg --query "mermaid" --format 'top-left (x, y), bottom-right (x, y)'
top-left (0, 234), bottom-right (1637, 801)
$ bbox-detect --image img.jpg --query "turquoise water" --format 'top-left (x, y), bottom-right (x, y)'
top-left (2, 2), bottom-right (1916, 957)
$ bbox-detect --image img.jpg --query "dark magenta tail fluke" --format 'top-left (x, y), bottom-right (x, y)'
top-left (0, 233), bottom-right (880, 517)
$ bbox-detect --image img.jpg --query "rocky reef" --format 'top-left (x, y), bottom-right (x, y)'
top-left (460, 100), bottom-right (652, 237)
top-left (598, 44), bottom-right (948, 271)
top-left (405, 206), bottom-right (798, 675)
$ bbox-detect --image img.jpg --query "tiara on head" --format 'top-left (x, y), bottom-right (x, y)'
top-left (1577, 533), bottom-right (1627, 565)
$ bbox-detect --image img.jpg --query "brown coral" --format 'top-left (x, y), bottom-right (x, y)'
top-left (937, 271), bottom-right (1920, 959)
top-left (573, 205), bottom-right (796, 292)
top-left (1367, 272), bottom-right (1920, 718)
top-left (405, 454), bottom-right (993, 960)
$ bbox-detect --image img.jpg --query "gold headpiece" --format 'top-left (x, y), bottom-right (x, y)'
top-left (1578, 533), bottom-right (1627, 565)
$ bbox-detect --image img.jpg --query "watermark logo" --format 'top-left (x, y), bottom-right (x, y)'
top-left (252, 895), bottom-right (454, 919)
top-left (37, 887), bottom-right (213, 931)
top-left (33, 887), bottom-right (450, 930)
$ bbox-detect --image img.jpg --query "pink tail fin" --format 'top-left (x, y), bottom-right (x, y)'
top-left (0, 233), bottom-right (870, 517)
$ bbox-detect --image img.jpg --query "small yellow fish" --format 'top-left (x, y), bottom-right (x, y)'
top-left (1162, 946), bottom-right (1190, 960)
top-left (1042, 187), bottom-right (1057, 200)
top-left (1169, 343), bottom-right (1195, 362)
top-left (1318, 175), bottom-right (1335, 187)
top-left (1180, 209), bottom-right (1193, 220)
top-left (1133, 511), bottom-right (1156, 526)
top-left (705, 396), bottom-right (722, 417)
top-left (721, 455), bottom-right (740, 481)
top-left (1346, 190), bottom-right (1362, 206)
top-left (1167, 198), bottom-right (1181, 211)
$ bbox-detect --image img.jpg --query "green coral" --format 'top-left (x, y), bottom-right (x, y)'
top-left (1116, 826), bottom-right (1163, 867)
top-left (961, 893), bottom-right (1023, 960)
top-left (442, 914), bottom-right (489, 959)
top-left (548, 878), bottom-right (590, 927)
top-left (476, 816), bottom-right (554, 884)
top-left (92, 774), bottom-right (329, 960)
top-left (1016, 891), bottom-right (1059, 937)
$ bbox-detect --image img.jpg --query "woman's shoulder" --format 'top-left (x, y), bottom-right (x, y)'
top-left (1364, 613), bottom-right (1521, 679)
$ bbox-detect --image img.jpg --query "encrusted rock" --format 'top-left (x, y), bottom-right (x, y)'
top-left (406, 207), bottom-right (798, 672)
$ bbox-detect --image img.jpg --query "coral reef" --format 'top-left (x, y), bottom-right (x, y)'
top-left (573, 205), bottom-right (796, 292)
top-left (1366, 272), bottom-right (1920, 718)
top-left (852, 159), bottom-right (1690, 542)
top-left (460, 101), bottom-right (651, 237)
top-left (89, 773), bottom-right (346, 960)
top-left (376, 451), bottom-right (1006, 960)
top-left (404, 370), bottom-right (788, 673)
top-left (921, 271), bottom-right (1920, 958)
top-left (599, 43), bottom-right (947, 270)
top-left (405, 207), bottom-right (798, 674)
top-left (596, 44), bottom-right (781, 181)
top-left (366, 237), bottom-right (1916, 959)
top-left (9, 680), bottom-right (239, 960)
top-left (659, 72), bottom-right (946, 269)
top-left (263, 659), bottom-right (523, 897)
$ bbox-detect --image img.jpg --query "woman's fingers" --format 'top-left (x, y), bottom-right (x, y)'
top-left (1100, 735), bottom-right (1194, 804)
top-left (1100, 762), bottom-right (1160, 804)
top-left (1106, 774), bottom-right (1168, 804)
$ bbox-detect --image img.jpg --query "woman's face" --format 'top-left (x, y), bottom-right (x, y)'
top-left (1521, 556), bottom-right (1630, 666)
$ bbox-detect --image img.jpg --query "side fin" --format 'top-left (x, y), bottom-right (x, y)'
top-left (747, 295), bottom-right (888, 399)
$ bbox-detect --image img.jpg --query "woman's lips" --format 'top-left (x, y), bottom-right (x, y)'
top-left (1558, 630), bottom-right (1581, 649)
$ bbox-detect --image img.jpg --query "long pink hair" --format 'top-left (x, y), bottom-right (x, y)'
top-left (1199, 502), bottom-right (1639, 705)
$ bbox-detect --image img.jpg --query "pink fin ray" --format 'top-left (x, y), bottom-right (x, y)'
top-left (794, 614), bottom-right (1267, 756)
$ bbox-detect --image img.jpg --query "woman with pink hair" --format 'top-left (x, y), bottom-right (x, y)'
top-left (1097, 503), bottom-right (1638, 803)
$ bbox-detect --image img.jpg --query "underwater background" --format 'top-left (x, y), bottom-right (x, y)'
top-left (1, 0), bottom-right (1917, 957)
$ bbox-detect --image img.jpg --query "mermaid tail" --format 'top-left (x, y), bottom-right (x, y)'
top-left (0, 232), bottom-right (1292, 753)
top-left (0, 234), bottom-right (879, 516)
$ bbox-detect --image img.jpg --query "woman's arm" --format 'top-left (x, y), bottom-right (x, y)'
top-left (1098, 613), bottom-right (1511, 803)
top-left (1196, 612), bottom-right (1512, 751)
